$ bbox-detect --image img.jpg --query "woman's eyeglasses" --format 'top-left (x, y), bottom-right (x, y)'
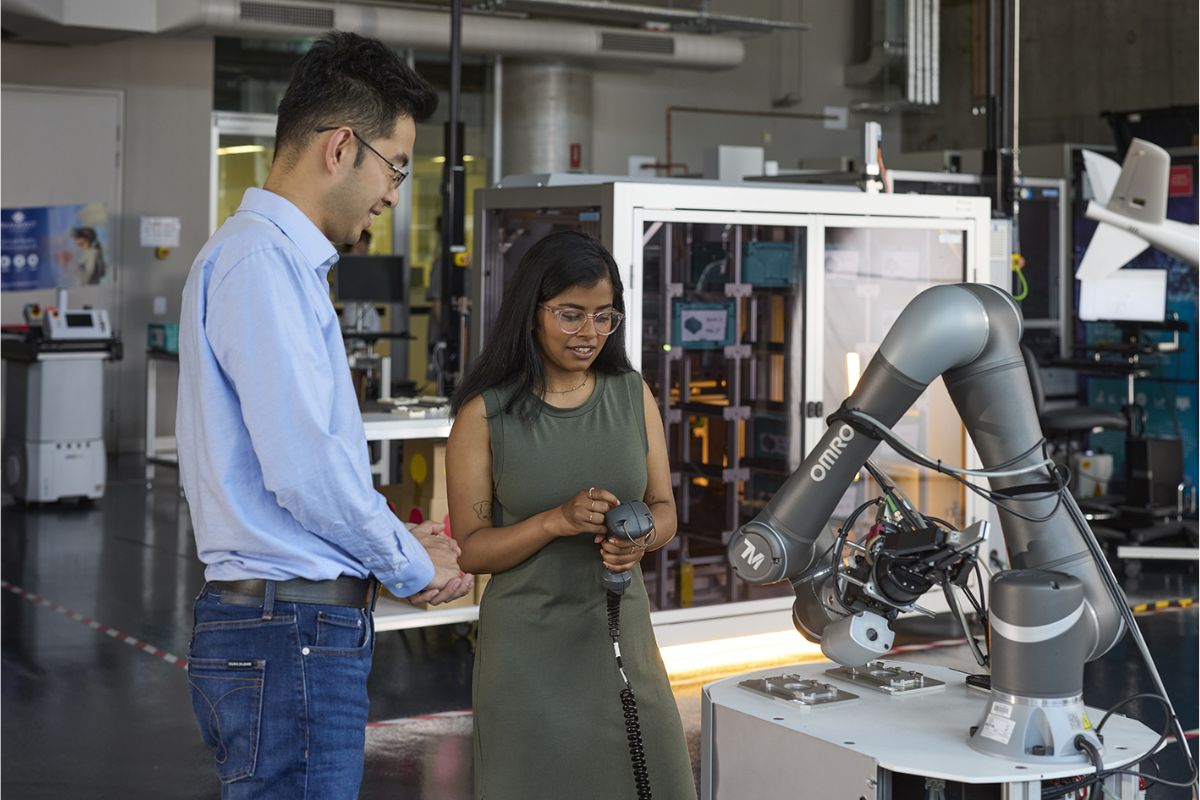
top-left (540, 305), bottom-right (624, 336)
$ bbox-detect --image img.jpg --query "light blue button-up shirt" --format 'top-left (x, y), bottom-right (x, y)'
top-left (177, 188), bottom-right (435, 595)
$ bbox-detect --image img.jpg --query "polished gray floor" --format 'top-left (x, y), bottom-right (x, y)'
top-left (2, 460), bottom-right (1196, 798)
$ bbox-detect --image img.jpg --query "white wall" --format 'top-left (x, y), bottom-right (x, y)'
top-left (592, 1), bottom-right (903, 176)
top-left (2, 36), bottom-right (214, 453)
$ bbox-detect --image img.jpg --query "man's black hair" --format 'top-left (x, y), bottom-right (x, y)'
top-left (275, 31), bottom-right (438, 164)
top-left (450, 231), bottom-right (634, 422)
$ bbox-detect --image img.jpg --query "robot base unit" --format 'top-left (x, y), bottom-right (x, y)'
top-left (702, 661), bottom-right (1159, 799)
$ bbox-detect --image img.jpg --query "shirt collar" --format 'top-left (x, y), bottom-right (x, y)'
top-left (237, 187), bottom-right (340, 273)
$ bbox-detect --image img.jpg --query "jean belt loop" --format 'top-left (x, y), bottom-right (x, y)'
top-left (262, 580), bottom-right (276, 621)
top-left (369, 577), bottom-right (380, 613)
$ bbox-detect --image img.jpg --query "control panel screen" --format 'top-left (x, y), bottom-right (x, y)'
top-left (65, 313), bottom-right (94, 328)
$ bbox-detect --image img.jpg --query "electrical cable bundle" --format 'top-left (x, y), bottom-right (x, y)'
top-left (821, 460), bottom-right (992, 666)
top-left (1041, 694), bottom-right (1196, 798)
top-left (607, 591), bottom-right (652, 800)
top-left (836, 408), bottom-right (1071, 523)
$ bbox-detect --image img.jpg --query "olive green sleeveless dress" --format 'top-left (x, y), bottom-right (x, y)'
top-left (474, 370), bottom-right (695, 800)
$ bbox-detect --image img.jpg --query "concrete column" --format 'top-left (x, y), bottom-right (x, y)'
top-left (501, 60), bottom-right (593, 176)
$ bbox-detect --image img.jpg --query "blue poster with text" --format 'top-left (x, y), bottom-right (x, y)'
top-left (1, 203), bottom-right (110, 291)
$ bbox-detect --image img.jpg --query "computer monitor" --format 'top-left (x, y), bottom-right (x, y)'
top-left (1078, 269), bottom-right (1168, 323)
top-left (1012, 185), bottom-right (1063, 323)
top-left (334, 255), bottom-right (406, 303)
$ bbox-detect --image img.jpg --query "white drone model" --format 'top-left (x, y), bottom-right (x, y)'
top-left (1076, 138), bottom-right (1199, 280)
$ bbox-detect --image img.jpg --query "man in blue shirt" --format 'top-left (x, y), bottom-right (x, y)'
top-left (178, 32), bottom-right (470, 798)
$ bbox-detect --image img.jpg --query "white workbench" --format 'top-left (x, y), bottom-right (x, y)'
top-left (1116, 544), bottom-right (1199, 562)
top-left (361, 412), bottom-right (451, 485)
top-left (361, 413), bottom-right (451, 442)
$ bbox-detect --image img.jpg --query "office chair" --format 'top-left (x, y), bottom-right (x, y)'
top-left (1022, 344), bottom-right (1129, 549)
top-left (1021, 344), bottom-right (1129, 442)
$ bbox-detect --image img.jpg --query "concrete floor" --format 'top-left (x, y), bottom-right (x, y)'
top-left (2, 460), bottom-right (1196, 798)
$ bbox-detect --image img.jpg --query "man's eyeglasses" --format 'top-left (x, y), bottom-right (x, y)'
top-left (540, 305), bottom-right (624, 336)
top-left (315, 126), bottom-right (408, 189)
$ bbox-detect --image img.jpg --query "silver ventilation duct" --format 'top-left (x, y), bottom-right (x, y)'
top-left (845, 0), bottom-right (939, 107)
top-left (2, 0), bottom-right (745, 70)
top-left (502, 61), bottom-right (593, 176)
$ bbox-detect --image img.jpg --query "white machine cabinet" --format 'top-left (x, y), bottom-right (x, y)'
top-left (4, 354), bottom-right (107, 501)
top-left (3, 309), bottom-right (119, 502)
top-left (473, 178), bottom-right (997, 611)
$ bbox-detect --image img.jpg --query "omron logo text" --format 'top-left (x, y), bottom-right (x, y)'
top-left (810, 424), bottom-right (855, 482)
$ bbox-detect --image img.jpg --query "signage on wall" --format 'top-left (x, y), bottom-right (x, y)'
top-left (672, 302), bottom-right (736, 349)
top-left (1168, 165), bottom-right (1194, 198)
top-left (1, 203), bottom-right (111, 291)
top-left (139, 216), bottom-right (181, 249)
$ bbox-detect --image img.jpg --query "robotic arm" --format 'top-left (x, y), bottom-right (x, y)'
top-left (728, 283), bottom-right (1134, 761)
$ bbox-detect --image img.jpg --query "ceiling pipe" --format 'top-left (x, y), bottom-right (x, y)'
top-left (845, 0), bottom-right (907, 87)
top-left (2, 0), bottom-right (746, 70)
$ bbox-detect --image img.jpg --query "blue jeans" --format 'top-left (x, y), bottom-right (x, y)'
top-left (187, 583), bottom-right (375, 799)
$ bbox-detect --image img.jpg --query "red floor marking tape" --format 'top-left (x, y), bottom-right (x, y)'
top-left (1, 579), bottom-right (187, 670)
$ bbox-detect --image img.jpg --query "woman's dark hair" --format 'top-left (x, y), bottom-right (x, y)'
top-left (451, 231), bottom-right (633, 420)
top-left (274, 31), bottom-right (438, 165)
top-left (72, 227), bottom-right (106, 283)
top-left (73, 227), bottom-right (99, 247)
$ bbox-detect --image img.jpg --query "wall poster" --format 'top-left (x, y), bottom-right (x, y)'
top-left (1, 202), bottom-right (111, 291)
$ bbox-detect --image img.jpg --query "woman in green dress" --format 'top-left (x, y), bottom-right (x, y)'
top-left (447, 231), bottom-right (696, 800)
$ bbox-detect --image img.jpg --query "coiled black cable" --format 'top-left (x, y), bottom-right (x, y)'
top-left (607, 590), bottom-right (652, 799)
top-left (620, 688), bottom-right (651, 797)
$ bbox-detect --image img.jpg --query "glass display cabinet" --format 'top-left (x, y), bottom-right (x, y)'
top-left (473, 177), bottom-right (997, 612)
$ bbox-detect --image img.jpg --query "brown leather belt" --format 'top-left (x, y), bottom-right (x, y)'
top-left (210, 576), bottom-right (377, 609)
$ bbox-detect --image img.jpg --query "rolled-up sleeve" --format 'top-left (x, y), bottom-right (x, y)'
top-left (205, 250), bottom-right (435, 595)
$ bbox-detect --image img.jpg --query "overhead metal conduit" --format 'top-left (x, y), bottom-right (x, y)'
top-left (3, 0), bottom-right (747, 70)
